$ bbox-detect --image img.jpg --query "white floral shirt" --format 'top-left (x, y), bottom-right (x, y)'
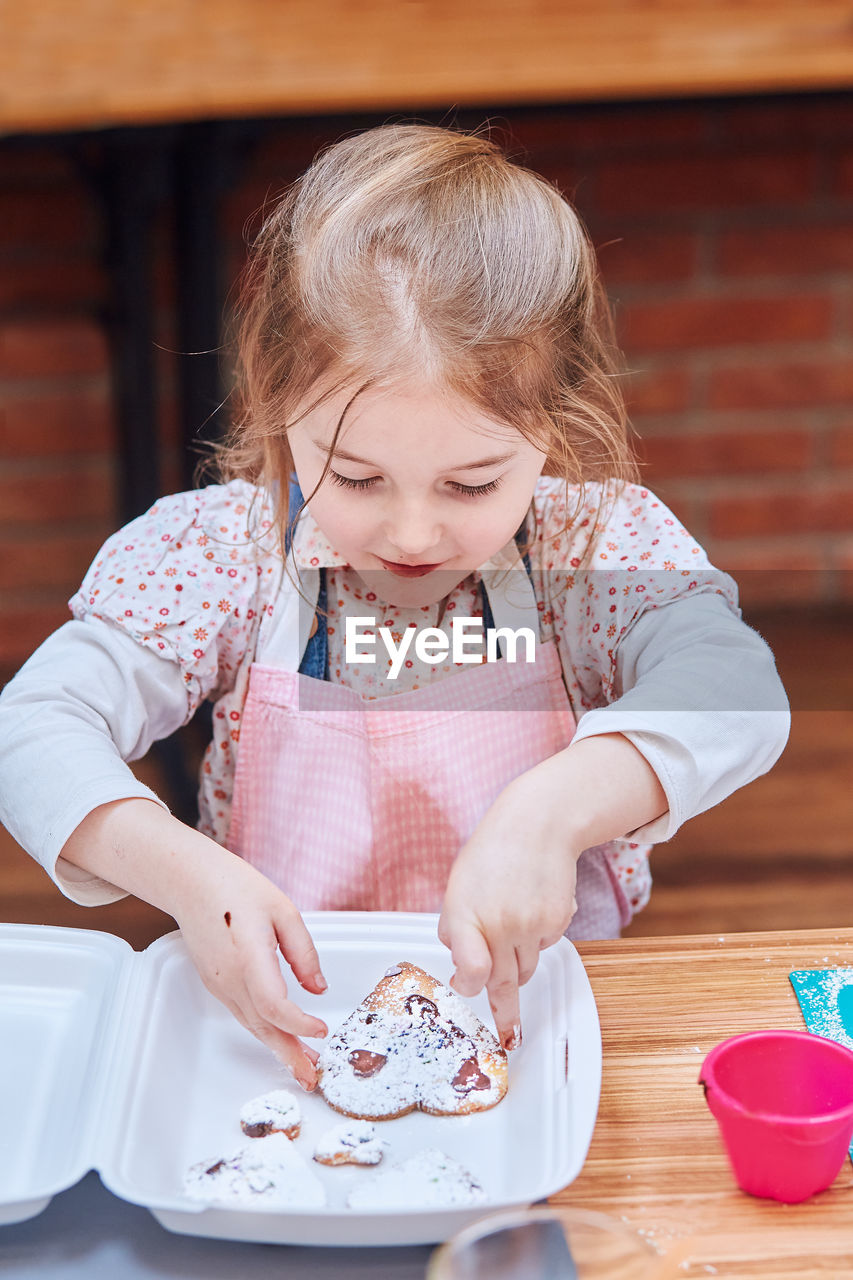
top-left (64, 476), bottom-right (744, 914)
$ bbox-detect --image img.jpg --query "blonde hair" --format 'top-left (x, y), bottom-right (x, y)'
top-left (217, 123), bottom-right (638, 536)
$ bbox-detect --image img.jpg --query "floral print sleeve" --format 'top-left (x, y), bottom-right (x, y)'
top-left (528, 479), bottom-right (739, 717)
top-left (68, 481), bottom-right (282, 714)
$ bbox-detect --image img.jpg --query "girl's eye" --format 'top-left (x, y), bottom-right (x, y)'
top-left (329, 472), bottom-right (503, 498)
top-left (329, 471), bottom-right (379, 491)
top-left (449, 478), bottom-right (503, 498)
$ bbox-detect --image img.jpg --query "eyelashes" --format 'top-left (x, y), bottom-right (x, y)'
top-left (329, 473), bottom-right (377, 491)
top-left (452, 478), bottom-right (503, 497)
top-left (329, 472), bottom-right (503, 498)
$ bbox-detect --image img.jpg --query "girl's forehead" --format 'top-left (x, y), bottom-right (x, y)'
top-left (298, 378), bottom-right (521, 444)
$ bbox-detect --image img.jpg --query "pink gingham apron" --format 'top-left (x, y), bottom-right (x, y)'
top-left (227, 523), bottom-right (629, 940)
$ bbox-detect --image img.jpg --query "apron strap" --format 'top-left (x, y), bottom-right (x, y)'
top-left (283, 476), bottom-right (329, 678)
top-left (300, 564), bottom-right (330, 680)
top-left (479, 541), bottom-right (534, 660)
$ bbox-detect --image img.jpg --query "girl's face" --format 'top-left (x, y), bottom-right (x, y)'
top-left (288, 380), bottom-right (547, 607)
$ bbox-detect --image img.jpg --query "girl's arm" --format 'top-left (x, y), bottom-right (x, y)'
top-left (0, 620), bottom-right (185, 899)
top-left (0, 619), bottom-right (327, 1089)
top-left (570, 590), bottom-right (791, 842)
top-left (439, 732), bottom-right (665, 1050)
top-left (440, 590), bottom-right (790, 1050)
top-left (60, 799), bottom-right (328, 1090)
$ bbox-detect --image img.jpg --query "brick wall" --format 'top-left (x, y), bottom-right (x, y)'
top-left (2, 92), bottom-right (852, 677)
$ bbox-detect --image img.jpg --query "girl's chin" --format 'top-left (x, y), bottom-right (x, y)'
top-left (354, 565), bottom-right (469, 608)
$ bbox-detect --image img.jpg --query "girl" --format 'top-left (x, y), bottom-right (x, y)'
top-left (0, 125), bottom-right (789, 1090)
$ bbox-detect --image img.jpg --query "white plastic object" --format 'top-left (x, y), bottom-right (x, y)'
top-left (0, 913), bottom-right (601, 1246)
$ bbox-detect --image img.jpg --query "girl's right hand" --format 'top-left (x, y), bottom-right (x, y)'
top-left (59, 799), bottom-right (328, 1090)
top-left (172, 856), bottom-right (329, 1090)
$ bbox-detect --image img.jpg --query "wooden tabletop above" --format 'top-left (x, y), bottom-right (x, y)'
top-left (3, 1), bottom-right (853, 135)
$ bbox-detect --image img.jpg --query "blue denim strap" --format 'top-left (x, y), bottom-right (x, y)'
top-left (284, 474), bottom-right (303, 557)
top-left (479, 540), bottom-right (533, 659)
top-left (287, 476), bottom-right (533, 675)
top-left (287, 478), bottom-right (330, 679)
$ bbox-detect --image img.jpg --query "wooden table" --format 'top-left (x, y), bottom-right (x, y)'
top-left (4, 1), bottom-right (853, 134)
top-left (568, 929), bottom-right (853, 1279)
top-left (1, 926), bottom-right (851, 1277)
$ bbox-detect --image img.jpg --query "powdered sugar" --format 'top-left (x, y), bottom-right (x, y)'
top-left (318, 962), bottom-right (506, 1119)
top-left (184, 1132), bottom-right (326, 1208)
top-left (183, 962), bottom-right (508, 1213)
top-left (313, 1120), bottom-right (387, 1166)
top-left (239, 1088), bottom-right (302, 1138)
top-left (347, 1148), bottom-right (486, 1209)
top-left (790, 968), bottom-right (853, 1050)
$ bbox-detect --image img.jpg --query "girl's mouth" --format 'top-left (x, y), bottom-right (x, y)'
top-left (378, 558), bottom-right (445, 579)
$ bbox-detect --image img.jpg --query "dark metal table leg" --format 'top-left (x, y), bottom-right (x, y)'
top-left (174, 121), bottom-right (231, 489)
top-left (98, 128), bottom-right (173, 523)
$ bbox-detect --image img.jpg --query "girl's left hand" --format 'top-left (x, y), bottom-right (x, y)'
top-left (437, 770), bottom-right (582, 1052)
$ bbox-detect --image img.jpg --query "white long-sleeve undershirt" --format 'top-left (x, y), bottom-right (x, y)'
top-left (0, 589), bottom-right (789, 906)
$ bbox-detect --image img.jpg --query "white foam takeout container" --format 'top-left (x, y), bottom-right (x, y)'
top-left (0, 912), bottom-right (601, 1247)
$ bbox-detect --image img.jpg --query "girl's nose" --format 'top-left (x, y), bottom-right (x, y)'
top-left (385, 500), bottom-right (443, 559)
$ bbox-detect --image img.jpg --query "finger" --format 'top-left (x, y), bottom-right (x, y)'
top-left (445, 919), bottom-right (493, 997)
top-left (515, 942), bottom-right (540, 987)
top-left (249, 946), bottom-right (328, 1041)
top-left (250, 1021), bottom-right (321, 1091)
top-left (273, 902), bottom-right (327, 994)
top-left (212, 988), bottom-right (320, 1091)
top-left (487, 946), bottom-right (523, 1052)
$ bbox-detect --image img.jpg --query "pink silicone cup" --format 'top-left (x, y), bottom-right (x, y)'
top-left (700, 1029), bottom-right (853, 1203)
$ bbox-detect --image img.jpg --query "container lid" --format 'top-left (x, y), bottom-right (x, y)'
top-left (0, 913), bottom-right (601, 1246)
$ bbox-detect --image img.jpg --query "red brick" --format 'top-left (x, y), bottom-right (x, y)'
top-left (716, 96), bottom-right (853, 143)
top-left (0, 145), bottom-right (82, 185)
top-left (717, 223), bottom-right (853, 277)
top-left (0, 460), bottom-right (115, 525)
top-left (160, 453), bottom-right (186, 496)
top-left (0, 599), bottom-right (74, 672)
top-left (709, 359), bottom-right (853, 411)
top-left (0, 190), bottom-right (97, 248)
top-left (619, 294), bottom-right (833, 353)
top-left (0, 390), bottom-right (114, 457)
top-left (595, 151), bottom-right (818, 216)
top-left (709, 487), bottom-right (853, 539)
top-left (829, 424), bottom-right (853, 468)
top-left (639, 428), bottom-right (814, 480)
top-left (0, 530), bottom-right (108, 592)
top-left (241, 123), bottom-right (342, 184)
top-left (0, 319), bottom-right (108, 379)
top-left (505, 103), bottom-right (709, 154)
top-left (832, 150), bottom-right (853, 198)
top-left (223, 246), bottom-right (252, 293)
top-left (707, 551), bottom-right (825, 609)
top-left (0, 258), bottom-right (105, 309)
top-left (223, 180), bottom-right (276, 242)
top-left (832, 540), bottom-right (853, 570)
top-left (833, 542), bottom-right (853, 606)
top-left (597, 230), bottom-right (698, 286)
top-left (623, 366), bottom-right (692, 416)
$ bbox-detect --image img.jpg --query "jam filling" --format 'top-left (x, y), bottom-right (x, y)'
top-left (452, 1056), bottom-right (492, 1093)
top-left (404, 994), bottom-right (439, 1019)
top-left (241, 1121), bottom-right (273, 1138)
top-left (348, 1049), bottom-right (388, 1077)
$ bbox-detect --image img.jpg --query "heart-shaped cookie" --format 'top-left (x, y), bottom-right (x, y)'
top-left (317, 961), bottom-right (508, 1119)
